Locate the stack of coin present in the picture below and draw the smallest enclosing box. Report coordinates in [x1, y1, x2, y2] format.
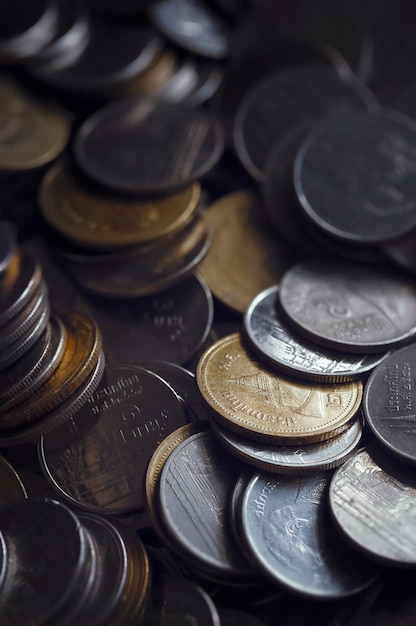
[0, 222, 105, 447]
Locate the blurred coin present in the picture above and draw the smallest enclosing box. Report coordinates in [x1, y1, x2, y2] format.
[233, 65, 378, 181]
[39, 365, 188, 513]
[330, 445, 416, 566]
[244, 286, 389, 382]
[382, 227, 416, 273]
[240, 471, 378, 598]
[0, 280, 48, 351]
[278, 258, 416, 353]
[88, 274, 213, 366]
[122, 49, 179, 98]
[198, 191, 302, 314]
[149, 0, 229, 59]
[210, 413, 364, 473]
[0, 221, 16, 275]
[40, 161, 201, 250]
[151, 575, 221, 626]
[0, 0, 58, 61]
[218, 608, 268, 626]
[75, 99, 224, 194]
[186, 62, 223, 107]
[196, 333, 362, 444]
[0, 251, 42, 325]
[295, 110, 416, 244]
[363, 343, 416, 466]
[0, 456, 27, 505]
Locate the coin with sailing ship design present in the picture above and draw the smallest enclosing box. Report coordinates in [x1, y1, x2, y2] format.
[196, 333, 362, 444]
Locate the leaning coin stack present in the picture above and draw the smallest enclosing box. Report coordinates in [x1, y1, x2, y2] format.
[0, 221, 105, 447]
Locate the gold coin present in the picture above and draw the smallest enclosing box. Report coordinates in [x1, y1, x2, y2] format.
[116, 526, 152, 624]
[0, 312, 102, 429]
[0, 455, 27, 506]
[196, 333, 363, 444]
[39, 161, 201, 250]
[0, 81, 70, 170]
[198, 190, 303, 313]
[123, 49, 177, 96]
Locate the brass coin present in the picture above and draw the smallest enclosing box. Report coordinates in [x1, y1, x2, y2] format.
[0, 311, 102, 429]
[39, 161, 201, 250]
[196, 333, 362, 444]
[0, 455, 27, 505]
[198, 191, 302, 313]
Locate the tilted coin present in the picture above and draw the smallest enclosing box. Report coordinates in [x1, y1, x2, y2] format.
[88, 274, 213, 366]
[363, 343, 416, 466]
[0, 221, 16, 275]
[244, 286, 389, 382]
[196, 333, 362, 444]
[0, 0, 58, 61]
[240, 471, 378, 598]
[39, 365, 188, 513]
[74, 99, 224, 194]
[210, 414, 364, 474]
[0, 455, 27, 506]
[329, 445, 416, 566]
[39, 161, 201, 250]
[0, 529, 6, 592]
[294, 110, 416, 244]
[0, 280, 48, 351]
[233, 65, 378, 181]
[278, 258, 416, 353]
[0, 251, 42, 325]
[198, 191, 302, 314]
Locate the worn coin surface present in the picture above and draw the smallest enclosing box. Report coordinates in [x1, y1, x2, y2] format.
[278, 258, 416, 353]
[75, 99, 224, 194]
[196, 333, 362, 444]
[240, 471, 378, 597]
[330, 445, 416, 566]
[295, 110, 416, 244]
[244, 286, 389, 382]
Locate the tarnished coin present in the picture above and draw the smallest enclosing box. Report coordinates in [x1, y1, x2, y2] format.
[88, 274, 213, 366]
[157, 430, 253, 578]
[198, 191, 302, 314]
[0, 251, 42, 325]
[74, 99, 224, 194]
[330, 445, 416, 566]
[0, 455, 27, 505]
[39, 161, 201, 250]
[39, 365, 188, 514]
[0, 0, 58, 61]
[244, 286, 389, 382]
[64, 212, 210, 297]
[233, 65, 378, 181]
[240, 471, 378, 598]
[196, 333, 362, 444]
[0, 221, 16, 275]
[149, 0, 229, 59]
[363, 343, 416, 466]
[278, 258, 416, 353]
[295, 110, 416, 244]
[210, 414, 364, 474]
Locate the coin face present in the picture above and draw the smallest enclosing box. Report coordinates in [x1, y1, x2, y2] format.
[75, 99, 224, 194]
[244, 286, 389, 382]
[240, 471, 378, 598]
[295, 110, 416, 243]
[279, 258, 416, 352]
[196, 333, 362, 444]
[330, 446, 416, 566]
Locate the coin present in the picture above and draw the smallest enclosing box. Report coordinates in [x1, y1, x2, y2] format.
[0, 0, 58, 61]
[151, 575, 221, 626]
[218, 608, 268, 626]
[210, 413, 364, 473]
[39, 365, 188, 513]
[382, 228, 416, 274]
[0, 221, 16, 275]
[233, 65, 378, 181]
[329, 445, 416, 566]
[244, 286, 390, 382]
[0, 280, 48, 351]
[0, 251, 42, 325]
[148, 0, 229, 59]
[294, 110, 416, 244]
[0, 455, 27, 505]
[278, 257, 416, 353]
[363, 342, 416, 466]
[240, 471, 378, 598]
[74, 99, 224, 194]
[88, 274, 213, 366]
[196, 333, 362, 444]
[123, 49, 181, 98]
[186, 62, 223, 107]
[40, 161, 201, 250]
[198, 191, 302, 314]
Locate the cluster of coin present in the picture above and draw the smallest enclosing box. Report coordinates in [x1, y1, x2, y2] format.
[0, 221, 105, 447]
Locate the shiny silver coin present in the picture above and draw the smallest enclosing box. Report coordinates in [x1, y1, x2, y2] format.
[0, 252, 42, 326]
[244, 286, 389, 381]
[294, 110, 416, 244]
[330, 445, 416, 566]
[0, 0, 58, 61]
[211, 414, 364, 473]
[0, 301, 50, 372]
[0, 280, 48, 351]
[279, 258, 416, 353]
[240, 471, 379, 598]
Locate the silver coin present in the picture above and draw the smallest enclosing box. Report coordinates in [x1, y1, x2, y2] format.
[244, 286, 389, 382]
[279, 258, 416, 353]
[240, 471, 379, 598]
[329, 445, 416, 566]
[211, 414, 364, 473]
[0, 221, 16, 275]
